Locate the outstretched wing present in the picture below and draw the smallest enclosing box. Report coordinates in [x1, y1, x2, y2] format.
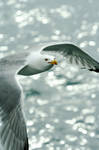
[0, 51, 30, 150]
[42, 43, 99, 72]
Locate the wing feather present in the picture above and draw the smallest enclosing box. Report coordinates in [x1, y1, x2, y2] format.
[42, 43, 99, 72]
[0, 51, 30, 150]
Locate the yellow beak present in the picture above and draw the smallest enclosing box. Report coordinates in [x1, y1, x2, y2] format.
[49, 59, 58, 65]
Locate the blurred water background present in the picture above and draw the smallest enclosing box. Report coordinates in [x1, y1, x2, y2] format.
[0, 0, 99, 150]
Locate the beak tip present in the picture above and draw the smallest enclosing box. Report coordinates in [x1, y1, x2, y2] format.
[50, 59, 58, 65]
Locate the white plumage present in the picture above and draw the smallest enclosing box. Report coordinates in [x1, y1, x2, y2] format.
[18, 52, 56, 76]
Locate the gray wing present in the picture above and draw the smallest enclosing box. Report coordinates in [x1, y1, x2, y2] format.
[0, 51, 29, 150]
[42, 43, 99, 72]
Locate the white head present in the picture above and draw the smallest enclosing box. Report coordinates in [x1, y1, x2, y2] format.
[39, 54, 58, 70]
[18, 52, 58, 76]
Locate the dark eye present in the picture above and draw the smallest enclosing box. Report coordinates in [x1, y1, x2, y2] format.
[45, 58, 48, 61]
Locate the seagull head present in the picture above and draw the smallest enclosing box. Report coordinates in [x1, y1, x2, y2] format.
[43, 54, 58, 65]
[40, 54, 58, 71]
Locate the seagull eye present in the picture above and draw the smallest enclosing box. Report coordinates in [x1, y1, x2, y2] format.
[45, 58, 48, 61]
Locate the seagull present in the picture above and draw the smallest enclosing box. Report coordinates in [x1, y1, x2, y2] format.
[0, 43, 99, 150]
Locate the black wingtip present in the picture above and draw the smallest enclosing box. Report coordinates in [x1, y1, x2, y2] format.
[89, 68, 99, 73]
[24, 138, 29, 150]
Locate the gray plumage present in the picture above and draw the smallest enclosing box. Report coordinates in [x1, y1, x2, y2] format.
[42, 43, 99, 72]
[0, 52, 29, 150]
